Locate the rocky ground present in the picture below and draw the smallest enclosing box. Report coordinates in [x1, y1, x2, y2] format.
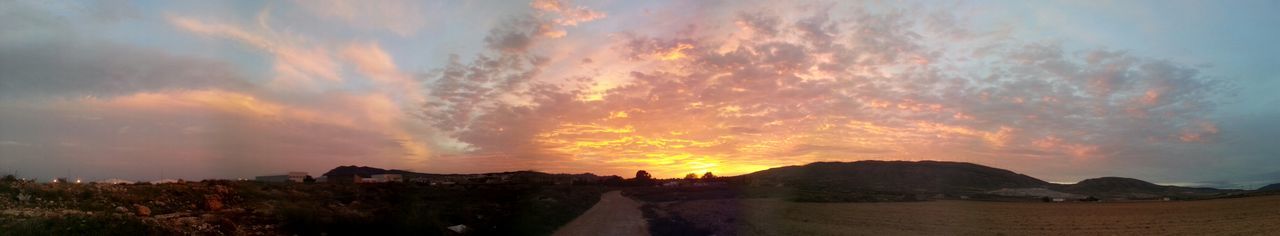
[0, 178, 605, 235]
[0, 180, 266, 235]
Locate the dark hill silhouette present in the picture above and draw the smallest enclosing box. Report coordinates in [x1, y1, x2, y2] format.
[743, 160, 1051, 193]
[1053, 177, 1234, 199]
[739, 161, 1238, 199]
[321, 165, 441, 178]
[1259, 183, 1280, 191]
[320, 165, 610, 184]
[1062, 177, 1164, 192]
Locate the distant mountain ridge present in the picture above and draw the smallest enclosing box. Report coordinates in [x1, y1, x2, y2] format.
[1053, 177, 1231, 199]
[743, 160, 1051, 193]
[1260, 183, 1280, 191]
[321, 165, 444, 178]
[740, 160, 1239, 199]
[323, 161, 1243, 199]
[320, 165, 611, 183]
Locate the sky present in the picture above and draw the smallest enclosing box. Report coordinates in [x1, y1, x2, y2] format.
[1, 0, 1278, 188]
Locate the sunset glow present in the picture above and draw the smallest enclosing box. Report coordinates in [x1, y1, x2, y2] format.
[2, 0, 1278, 188]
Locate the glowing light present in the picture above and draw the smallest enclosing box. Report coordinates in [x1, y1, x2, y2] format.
[659, 43, 694, 61]
[609, 111, 629, 119]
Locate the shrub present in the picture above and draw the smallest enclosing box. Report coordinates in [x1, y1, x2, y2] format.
[0, 215, 166, 236]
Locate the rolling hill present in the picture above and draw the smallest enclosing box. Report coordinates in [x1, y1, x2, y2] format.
[740, 160, 1237, 199]
[320, 165, 613, 184]
[1052, 177, 1232, 199]
[1259, 183, 1280, 191]
[743, 160, 1052, 194]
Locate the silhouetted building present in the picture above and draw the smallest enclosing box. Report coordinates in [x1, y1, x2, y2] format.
[324, 174, 365, 184]
[255, 172, 308, 183]
[366, 174, 403, 183]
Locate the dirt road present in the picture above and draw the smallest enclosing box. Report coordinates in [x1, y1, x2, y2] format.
[553, 191, 649, 236]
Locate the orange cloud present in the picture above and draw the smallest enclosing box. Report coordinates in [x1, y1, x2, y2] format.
[73, 89, 431, 160]
[1180, 122, 1220, 143]
[659, 43, 694, 61]
[530, 0, 605, 38]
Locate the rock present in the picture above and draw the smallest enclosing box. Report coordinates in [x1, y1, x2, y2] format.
[155, 212, 188, 219]
[447, 224, 469, 233]
[209, 216, 239, 235]
[134, 204, 151, 217]
[204, 195, 224, 211]
[115, 206, 128, 213]
[212, 185, 232, 195]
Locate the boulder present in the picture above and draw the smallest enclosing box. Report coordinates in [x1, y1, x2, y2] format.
[204, 195, 224, 211]
[447, 224, 469, 233]
[134, 204, 151, 217]
[212, 185, 232, 195]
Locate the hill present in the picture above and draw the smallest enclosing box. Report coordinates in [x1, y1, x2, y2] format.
[320, 166, 615, 184]
[743, 160, 1051, 194]
[1054, 177, 1234, 199]
[1260, 183, 1280, 191]
[738, 160, 1238, 200]
[321, 165, 447, 179]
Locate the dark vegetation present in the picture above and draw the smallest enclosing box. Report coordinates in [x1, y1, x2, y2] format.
[0, 174, 607, 235]
[269, 183, 606, 235]
[0, 214, 165, 236]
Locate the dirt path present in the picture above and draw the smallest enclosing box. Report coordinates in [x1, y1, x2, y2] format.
[553, 191, 649, 236]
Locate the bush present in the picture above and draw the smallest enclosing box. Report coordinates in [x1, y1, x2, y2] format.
[0, 215, 167, 236]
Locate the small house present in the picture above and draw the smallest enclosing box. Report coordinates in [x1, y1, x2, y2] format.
[255, 172, 308, 183]
[371, 173, 399, 182]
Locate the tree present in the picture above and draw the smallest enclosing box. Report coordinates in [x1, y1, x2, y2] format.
[684, 173, 698, 180]
[303, 175, 316, 183]
[601, 176, 624, 185]
[634, 170, 652, 181]
[701, 172, 716, 179]
[1, 174, 15, 182]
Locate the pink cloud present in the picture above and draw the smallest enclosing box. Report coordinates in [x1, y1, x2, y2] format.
[293, 0, 430, 36]
[169, 15, 343, 88]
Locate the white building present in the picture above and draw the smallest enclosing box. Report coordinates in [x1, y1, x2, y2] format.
[150, 179, 179, 184]
[100, 179, 135, 184]
[365, 174, 403, 183]
[255, 172, 308, 183]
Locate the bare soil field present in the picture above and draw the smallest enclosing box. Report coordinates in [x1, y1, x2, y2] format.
[645, 195, 1280, 235]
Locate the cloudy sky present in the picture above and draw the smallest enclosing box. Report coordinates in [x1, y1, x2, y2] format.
[2, 0, 1278, 187]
